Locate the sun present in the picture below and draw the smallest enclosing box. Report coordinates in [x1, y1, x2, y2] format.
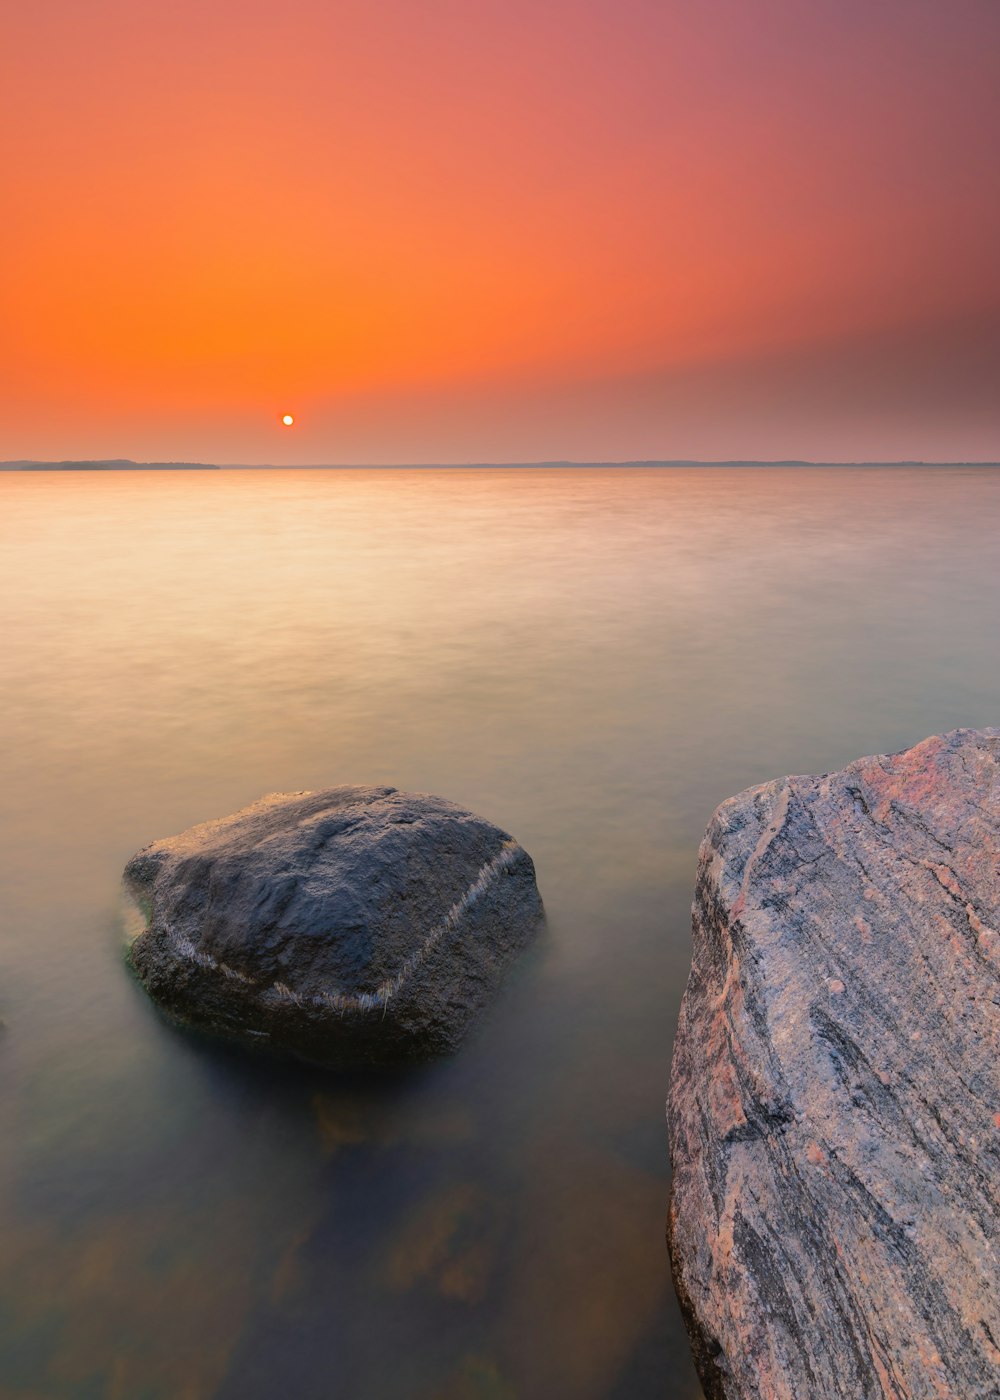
[281, 413, 294, 427]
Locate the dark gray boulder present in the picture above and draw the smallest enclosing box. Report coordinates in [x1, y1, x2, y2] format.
[668, 728, 1000, 1400]
[124, 785, 543, 1067]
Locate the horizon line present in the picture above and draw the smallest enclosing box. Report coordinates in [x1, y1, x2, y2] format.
[4, 458, 1000, 471]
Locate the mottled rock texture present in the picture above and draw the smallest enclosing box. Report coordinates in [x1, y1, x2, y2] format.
[125, 786, 542, 1067]
[668, 729, 1000, 1400]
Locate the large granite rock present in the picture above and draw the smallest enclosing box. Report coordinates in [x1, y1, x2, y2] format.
[668, 729, 1000, 1400]
[124, 786, 543, 1067]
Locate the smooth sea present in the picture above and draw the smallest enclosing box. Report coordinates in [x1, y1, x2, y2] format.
[3, 465, 1000, 1400]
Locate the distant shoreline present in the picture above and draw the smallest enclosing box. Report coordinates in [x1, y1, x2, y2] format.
[4, 459, 1000, 472]
[1, 460, 221, 471]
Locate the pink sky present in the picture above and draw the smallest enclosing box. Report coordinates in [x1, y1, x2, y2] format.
[3, 0, 999, 462]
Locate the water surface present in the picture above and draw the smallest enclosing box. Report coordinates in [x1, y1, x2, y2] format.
[3, 466, 1000, 1399]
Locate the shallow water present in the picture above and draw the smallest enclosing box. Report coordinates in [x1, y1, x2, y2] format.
[2, 465, 1000, 1399]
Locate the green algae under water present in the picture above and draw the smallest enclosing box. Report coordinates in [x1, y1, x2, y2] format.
[3, 465, 1000, 1399]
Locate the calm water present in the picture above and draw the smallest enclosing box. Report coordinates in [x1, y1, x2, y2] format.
[2, 465, 1000, 1400]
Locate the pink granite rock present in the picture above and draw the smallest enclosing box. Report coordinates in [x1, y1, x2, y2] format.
[668, 729, 1000, 1400]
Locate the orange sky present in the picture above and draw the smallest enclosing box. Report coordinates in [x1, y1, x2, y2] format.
[3, 0, 999, 463]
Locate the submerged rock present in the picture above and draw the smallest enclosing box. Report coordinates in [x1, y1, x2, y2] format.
[124, 786, 543, 1067]
[668, 728, 1000, 1400]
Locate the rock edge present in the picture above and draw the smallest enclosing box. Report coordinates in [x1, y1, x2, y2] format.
[668, 728, 1000, 1400]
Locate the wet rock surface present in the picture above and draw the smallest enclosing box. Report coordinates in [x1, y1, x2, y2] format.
[124, 786, 543, 1067]
[668, 728, 1000, 1400]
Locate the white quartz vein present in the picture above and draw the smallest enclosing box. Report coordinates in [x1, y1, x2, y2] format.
[143, 840, 521, 1015]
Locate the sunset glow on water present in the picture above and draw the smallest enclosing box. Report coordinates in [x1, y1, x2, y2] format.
[3, 465, 1000, 1397]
